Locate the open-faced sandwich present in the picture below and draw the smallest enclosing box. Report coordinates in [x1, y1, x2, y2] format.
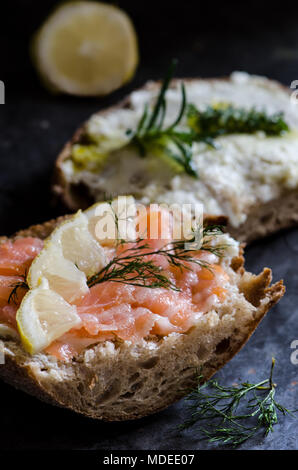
[0, 196, 284, 420]
[54, 70, 298, 243]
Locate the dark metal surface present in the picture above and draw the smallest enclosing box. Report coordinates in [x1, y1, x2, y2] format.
[0, 0, 297, 450]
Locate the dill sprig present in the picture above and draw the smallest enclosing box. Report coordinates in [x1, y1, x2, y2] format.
[8, 274, 29, 304]
[126, 63, 289, 179]
[88, 253, 178, 290]
[187, 103, 289, 145]
[127, 60, 198, 178]
[180, 358, 296, 447]
[87, 225, 226, 290]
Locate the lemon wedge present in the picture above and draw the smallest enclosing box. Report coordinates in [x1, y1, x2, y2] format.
[27, 242, 88, 303]
[16, 279, 81, 354]
[50, 211, 107, 275]
[27, 211, 106, 302]
[32, 1, 138, 96]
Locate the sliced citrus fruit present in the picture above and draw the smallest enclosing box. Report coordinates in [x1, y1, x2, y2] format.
[27, 242, 88, 303]
[16, 279, 81, 354]
[32, 1, 139, 96]
[50, 211, 107, 275]
[27, 211, 106, 302]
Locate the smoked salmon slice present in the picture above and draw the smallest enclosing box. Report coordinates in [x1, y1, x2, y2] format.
[0, 238, 43, 329]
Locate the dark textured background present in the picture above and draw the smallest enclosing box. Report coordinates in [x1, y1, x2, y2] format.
[0, 0, 297, 450]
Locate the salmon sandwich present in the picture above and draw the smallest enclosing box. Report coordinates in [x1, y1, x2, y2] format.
[0, 197, 284, 420]
[54, 70, 298, 243]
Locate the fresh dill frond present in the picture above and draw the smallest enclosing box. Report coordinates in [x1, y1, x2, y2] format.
[187, 103, 289, 146]
[180, 358, 296, 447]
[8, 275, 29, 304]
[88, 255, 179, 290]
[87, 225, 226, 290]
[127, 60, 198, 178]
[126, 64, 289, 179]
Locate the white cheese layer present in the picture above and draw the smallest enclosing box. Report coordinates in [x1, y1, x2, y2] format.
[61, 72, 298, 227]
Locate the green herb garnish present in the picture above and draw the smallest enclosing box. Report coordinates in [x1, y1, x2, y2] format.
[127, 60, 198, 178]
[180, 358, 296, 447]
[187, 103, 289, 145]
[126, 64, 289, 179]
[8, 274, 29, 304]
[87, 225, 225, 290]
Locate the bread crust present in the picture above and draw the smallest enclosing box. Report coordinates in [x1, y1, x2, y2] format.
[228, 190, 298, 243]
[52, 76, 298, 243]
[0, 216, 285, 420]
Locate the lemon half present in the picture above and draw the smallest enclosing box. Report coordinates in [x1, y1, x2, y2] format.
[32, 1, 138, 96]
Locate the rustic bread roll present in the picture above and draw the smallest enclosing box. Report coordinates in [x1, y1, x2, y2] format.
[53, 72, 298, 243]
[0, 215, 284, 420]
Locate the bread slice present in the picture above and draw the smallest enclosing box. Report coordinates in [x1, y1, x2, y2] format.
[53, 72, 298, 243]
[0, 216, 284, 421]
